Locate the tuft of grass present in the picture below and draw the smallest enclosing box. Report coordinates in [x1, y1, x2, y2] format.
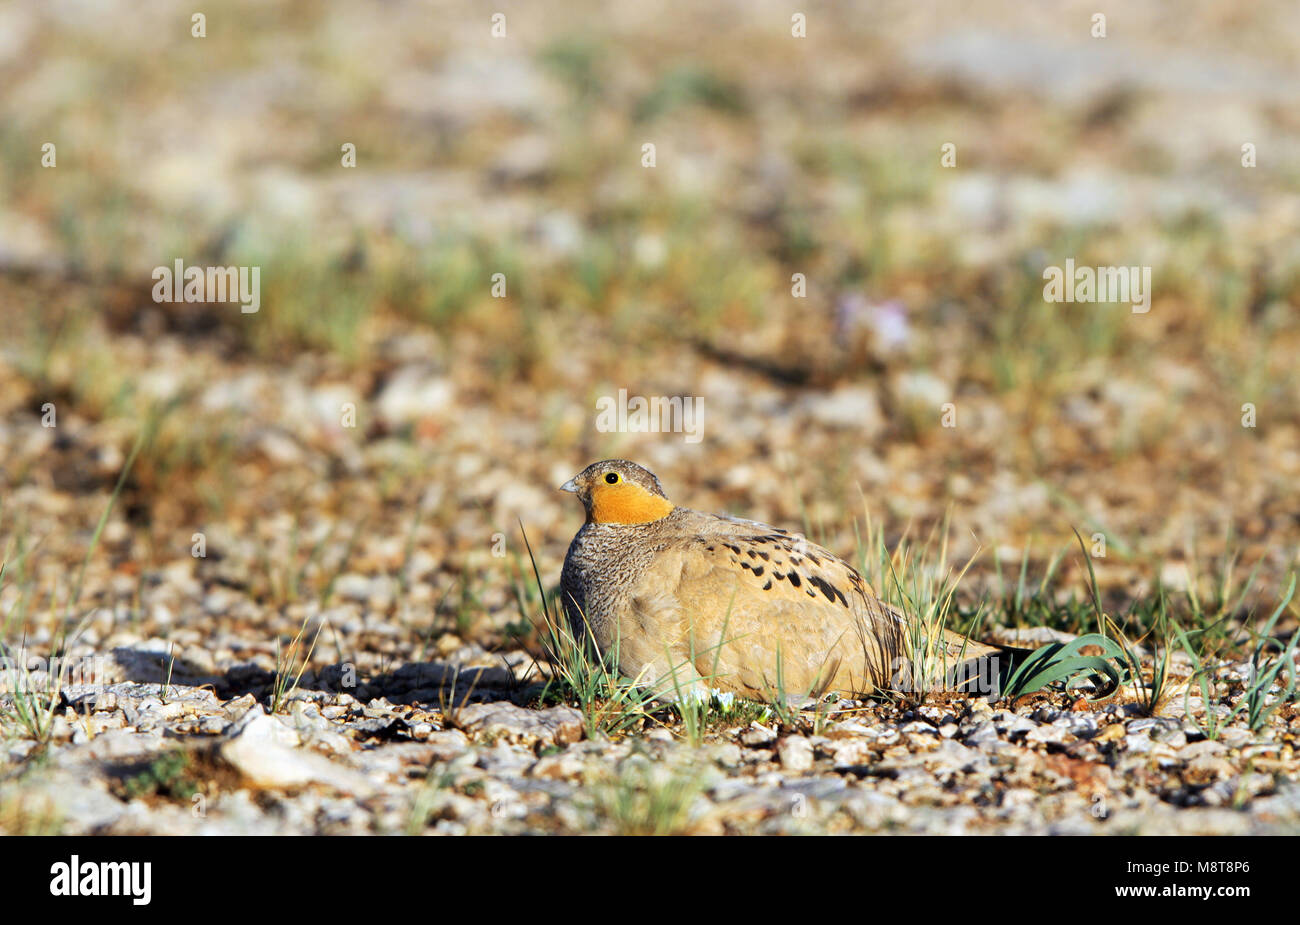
[991, 539, 1070, 628]
[1, 406, 164, 747]
[1236, 573, 1298, 733]
[437, 664, 485, 729]
[992, 521, 1276, 654]
[1181, 533, 1264, 654]
[160, 641, 177, 704]
[670, 686, 711, 747]
[1175, 623, 1232, 741]
[1076, 527, 1173, 715]
[853, 506, 983, 707]
[270, 615, 321, 714]
[117, 750, 199, 802]
[534, 601, 657, 739]
[587, 757, 707, 836]
[0, 640, 65, 745]
[0, 416, 153, 744]
[1107, 606, 1176, 717]
[1176, 573, 1298, 737]
[669, 688, 768, 746]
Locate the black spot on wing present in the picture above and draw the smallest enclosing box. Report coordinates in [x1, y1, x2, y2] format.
[762, 580, 772, 590]
[808, 574, 848, 607]
[788, 571, 801, 588]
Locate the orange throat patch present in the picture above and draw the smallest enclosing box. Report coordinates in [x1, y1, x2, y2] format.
[588, 483, 675, 524]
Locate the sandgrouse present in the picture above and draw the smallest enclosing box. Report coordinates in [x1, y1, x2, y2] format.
[559, 459, 998, 703]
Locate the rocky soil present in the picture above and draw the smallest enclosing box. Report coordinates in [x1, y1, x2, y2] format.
[2, 1, 1298, 834]
[4, 634, 1297, 835]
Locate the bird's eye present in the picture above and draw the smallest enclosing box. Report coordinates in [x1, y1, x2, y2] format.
[604, 472, 620, 484]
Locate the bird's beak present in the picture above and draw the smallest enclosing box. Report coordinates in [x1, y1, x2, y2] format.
[559, 477, 579, 493]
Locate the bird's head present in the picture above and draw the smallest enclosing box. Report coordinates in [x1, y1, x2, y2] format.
[559, 459, 675, 525]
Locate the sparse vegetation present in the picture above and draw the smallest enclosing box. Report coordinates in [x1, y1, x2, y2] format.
[117, 750, 200, 803]
[586, 757, 708, 836]
[0, 1, 1297, 836]
[270, 615, 321, 715]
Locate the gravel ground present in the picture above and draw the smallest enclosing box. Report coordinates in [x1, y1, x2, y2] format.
[3, 628, 1298, 835]
[2, 1, 1298, 835]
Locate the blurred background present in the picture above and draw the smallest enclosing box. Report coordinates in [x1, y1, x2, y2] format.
[1, 0, 1298, 665]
